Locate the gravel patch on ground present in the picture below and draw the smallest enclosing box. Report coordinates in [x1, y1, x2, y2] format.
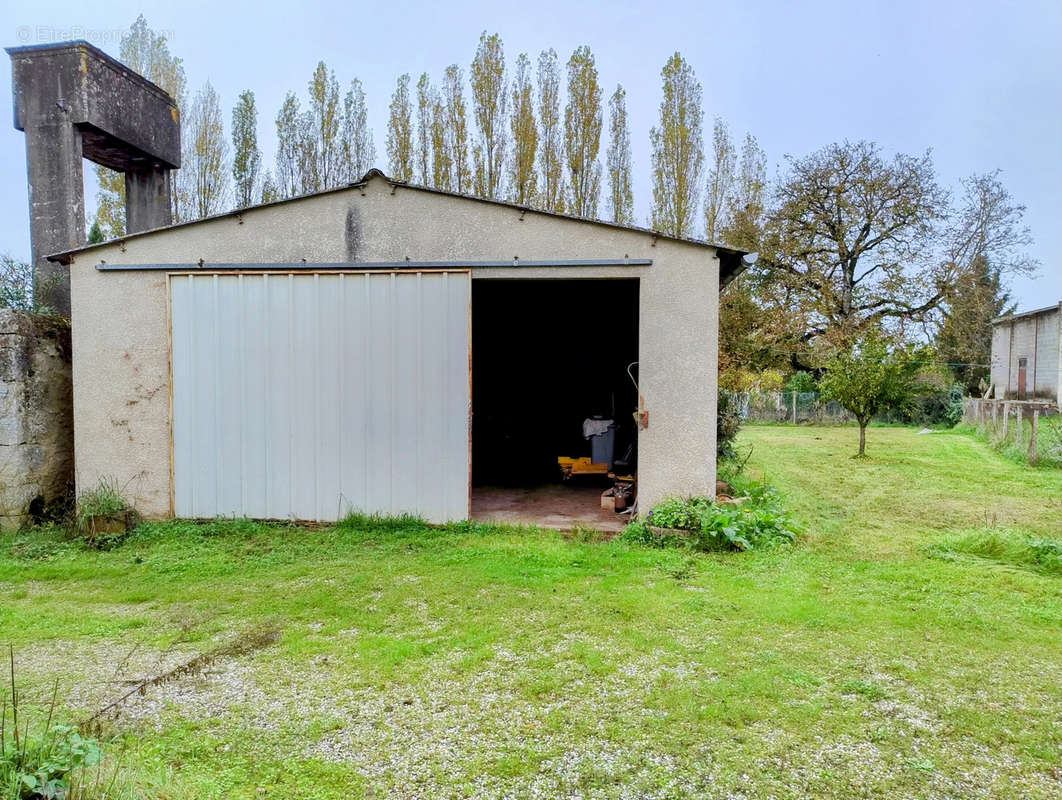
[45, 629, 1055, 800]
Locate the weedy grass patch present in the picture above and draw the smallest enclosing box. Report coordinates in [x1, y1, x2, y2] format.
[0, 425, 1060, 798]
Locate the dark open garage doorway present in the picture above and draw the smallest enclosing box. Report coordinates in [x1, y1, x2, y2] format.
[470, 278, 639, 531]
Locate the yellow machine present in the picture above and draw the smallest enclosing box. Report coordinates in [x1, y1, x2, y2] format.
[557, 456, 634, 483]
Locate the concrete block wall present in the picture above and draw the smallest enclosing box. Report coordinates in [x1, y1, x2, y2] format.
[991, 306, 1061, 403]
[0, 310, 73, 529]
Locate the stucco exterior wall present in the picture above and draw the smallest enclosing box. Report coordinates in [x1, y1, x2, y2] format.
[67, 175, 721, 517]
[990, 305, 1061, 403]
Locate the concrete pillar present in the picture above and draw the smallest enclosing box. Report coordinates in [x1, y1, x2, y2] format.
[18, 104, 85, 313]
[126, 168, 174, 233]
[7, 40, 181, 314]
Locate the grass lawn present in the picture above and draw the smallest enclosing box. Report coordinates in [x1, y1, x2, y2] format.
[2, 425, 1061, 799]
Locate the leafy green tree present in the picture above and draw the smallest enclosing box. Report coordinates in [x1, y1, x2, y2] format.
[0, 253, 34, 311]
[761, 141, 949, 347]
[536, 48, 565, 213]
[606, 85, 634, 225]
[471, 32, 508, 199]
[819, 332, 923, 456]
[182, 82, 230, 217]
[508, 53, 538, 205]
[936, 256, 1013, 394]
[563, 46, 602, 218]
[231, 90, 261, 208]
[387, 74, 414, 181]
[441, 65, 471, 192]
[341, 78, 375, 180]
[650, 52, 703, 238]
[87, 220, 104, 244]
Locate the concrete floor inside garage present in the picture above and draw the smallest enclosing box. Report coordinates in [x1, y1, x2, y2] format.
[469, 278, 639, 532]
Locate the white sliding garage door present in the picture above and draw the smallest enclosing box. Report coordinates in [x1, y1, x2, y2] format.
[170, 271, 470, 523]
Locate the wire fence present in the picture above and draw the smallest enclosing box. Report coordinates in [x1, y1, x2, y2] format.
[961, 398, 1062, 467]
[726, 391, 855, 424]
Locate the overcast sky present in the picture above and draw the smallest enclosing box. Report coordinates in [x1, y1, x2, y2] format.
[2, 0, 1059, 309]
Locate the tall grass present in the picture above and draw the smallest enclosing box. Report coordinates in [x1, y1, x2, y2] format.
[927, 527, 1062, 575]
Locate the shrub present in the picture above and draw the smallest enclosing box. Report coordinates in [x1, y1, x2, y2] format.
[625, 483, 798, 552]
[785, 371, 818, 394]
[878, 383, 965, 427]
[717, 390, 743, 460]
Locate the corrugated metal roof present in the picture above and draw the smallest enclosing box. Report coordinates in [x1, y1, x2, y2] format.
[991, 303, 1061, 324]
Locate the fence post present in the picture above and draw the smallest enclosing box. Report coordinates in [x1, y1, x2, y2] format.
[1029, 410, 1039, 464]
[1001, 402, 1009, 441]
[1016, 406, 1024, 446]
[791, 391, 797, 424]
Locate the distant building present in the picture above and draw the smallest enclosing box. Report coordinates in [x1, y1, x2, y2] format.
[990, 303, 1061, 404]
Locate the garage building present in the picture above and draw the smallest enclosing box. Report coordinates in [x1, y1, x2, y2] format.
[49, 169, 745, 526]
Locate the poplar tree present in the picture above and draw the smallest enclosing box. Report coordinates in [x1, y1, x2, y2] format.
[536, 49, 564, 213]
[387, 74, 414, 181]
[183, 82, 230, 218]
[231, 90, 261, 208]
[704, 117, 735, 243]
[415, 73, 433, 184]
[606, 85, 634, 225]
[341, 78, 375, 180]
[471, 32, 508, 199]
[307, 62, 342, 191]
[430, 95, 453, 190]
[723, 133, 767, 250]
[442, 64, 470, 192]
[508, 53, 538, 205]
[563, 46, 602, 218]
[94, 15, 187, 234]
[275, 93, 303, 198]
[260, 170, 278, 204]
[650, 52, 704, 238]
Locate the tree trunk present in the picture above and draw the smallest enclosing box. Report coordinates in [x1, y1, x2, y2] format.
[858, 421, 867, 456]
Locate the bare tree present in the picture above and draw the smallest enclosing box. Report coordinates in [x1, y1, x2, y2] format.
[182, 82, 230, 218]
[341, 78, 375, 180]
